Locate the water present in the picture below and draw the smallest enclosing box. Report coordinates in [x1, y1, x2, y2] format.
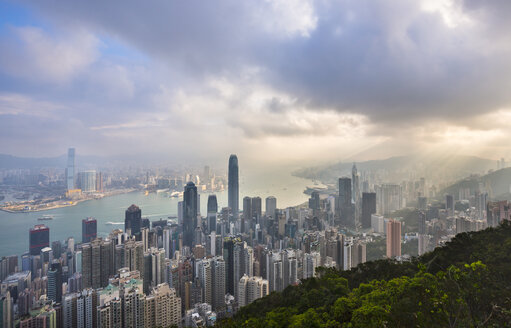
[0, 168, 311, 257]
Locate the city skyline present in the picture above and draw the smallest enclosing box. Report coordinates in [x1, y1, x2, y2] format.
[2, 1, 511, 166]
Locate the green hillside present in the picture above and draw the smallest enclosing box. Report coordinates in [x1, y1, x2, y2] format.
[217, 222, 511, 327]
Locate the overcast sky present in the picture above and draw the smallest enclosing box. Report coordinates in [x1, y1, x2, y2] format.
[1, 0, 510, 167]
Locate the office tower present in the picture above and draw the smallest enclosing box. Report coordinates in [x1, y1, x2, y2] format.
[386, 219, 402, 258]
[242, 196, 252, 234]
[446, 194, 454, 215]
[29, 225, 50, 256]
[178, 201, 184, 226]
[47, 260, 62, 303]
[66, 148, 75, 191]
[265, 196, 277, 218]
[82, 217, 97, 243]
[183, 182, 198, 249]
[338, 178, 353, 226]
[361, 192, 376, 229]
[207, 195, 218, 214]
[79, 171, 97, 192]
[228, 154, 239, 219]
[125, 204, 142, 238]
[251, 197, 262, 223]
[145, 284, 181, 328]
[308, 191, 320, 212]
[223, 237, 236, 296]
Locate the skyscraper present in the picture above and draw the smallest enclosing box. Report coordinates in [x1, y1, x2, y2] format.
[47, 260, 62, 303]
[338, 178, 353, 227]
[386, 219, 402, 258]
[228, 155, 239, 219]
[205, 194, 217, 214]
[82, 217, 97, 243]
[29, 225, 50, 256]
[183, 182, 198, 249]
[66, 148, 75, 191]
[361, 192, 376, 229]
[125, 205, 142, 238]
[265, 196, 277, 218]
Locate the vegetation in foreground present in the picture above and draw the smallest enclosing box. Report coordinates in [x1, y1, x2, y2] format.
[217, 222, 511, 327]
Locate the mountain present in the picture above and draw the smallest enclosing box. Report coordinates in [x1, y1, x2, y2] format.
[441, 167, 511, 200]
[0, 153, 109, 170]
[293, 155, 496, 185]
[217, 222, 511, 327]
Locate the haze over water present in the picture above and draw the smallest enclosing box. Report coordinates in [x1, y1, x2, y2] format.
[0, 167, 310, 257]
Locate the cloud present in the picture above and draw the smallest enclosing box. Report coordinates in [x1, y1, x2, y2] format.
[0, 26, 99, 83]
[1, 0, 511, 164]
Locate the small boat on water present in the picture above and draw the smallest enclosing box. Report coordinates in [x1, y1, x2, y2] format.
[38, 215, 54, 221]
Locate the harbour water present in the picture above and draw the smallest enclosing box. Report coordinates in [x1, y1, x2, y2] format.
[0, 167, 311, 257]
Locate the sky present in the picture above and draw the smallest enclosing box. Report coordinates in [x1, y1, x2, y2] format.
[1, 0, 511, 168]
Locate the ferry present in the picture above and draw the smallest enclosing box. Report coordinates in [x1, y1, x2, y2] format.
[38, 215, 54, 221]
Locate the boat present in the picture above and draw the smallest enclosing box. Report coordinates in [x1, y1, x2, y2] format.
[169, 191, 182, 198]
[38, 215, 54, 221]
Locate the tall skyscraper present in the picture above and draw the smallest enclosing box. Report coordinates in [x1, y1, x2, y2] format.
[251, 197, 262, 222]
[47, 260, 62, 303]
[125, 204, 142, 238]
[265, 196, 277, 218]
[183, 182, 198, 249]
[82, 217, 97, 243]
[66, 148, 75, 191]
[361, 192, 376, 229]
[29, 225, 50, 256]
[386, 219, 402, 258]
[338, 178, 353, 227]
[228, 155, 239, 219]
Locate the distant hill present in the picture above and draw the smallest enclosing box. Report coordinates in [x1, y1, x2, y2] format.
[293, 155, 496, 184]
[0, 154, 108, 170]
[218, 222, 511, 327]
[441, 167, 511, 200]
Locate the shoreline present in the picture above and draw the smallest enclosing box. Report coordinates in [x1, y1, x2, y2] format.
[0, 188, 136, 214]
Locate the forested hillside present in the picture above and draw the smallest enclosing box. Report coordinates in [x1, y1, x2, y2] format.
[217, 222, 511, 327]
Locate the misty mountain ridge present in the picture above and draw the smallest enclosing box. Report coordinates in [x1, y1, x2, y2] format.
[293, 154, 497, 185]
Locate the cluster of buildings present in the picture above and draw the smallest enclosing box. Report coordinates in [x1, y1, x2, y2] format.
[2, 155, 511, 327]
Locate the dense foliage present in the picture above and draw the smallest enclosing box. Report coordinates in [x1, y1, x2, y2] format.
[217, 222, 511, 327]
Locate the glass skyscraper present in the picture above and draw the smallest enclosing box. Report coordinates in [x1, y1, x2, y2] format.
[183, 182, 198, 248]
[228, 154, 239, 219]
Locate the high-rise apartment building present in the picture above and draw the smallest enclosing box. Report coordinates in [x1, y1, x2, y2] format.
[265, 196, 277, 218]
[125, 205, 142, 238]
[386, 219, 402, 258]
